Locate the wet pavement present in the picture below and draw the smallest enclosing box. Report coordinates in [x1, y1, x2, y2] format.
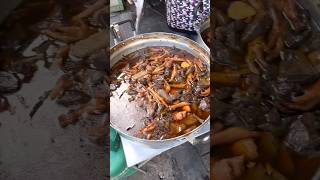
[0, 61, 106, 180]
[0, 1, 107, 180]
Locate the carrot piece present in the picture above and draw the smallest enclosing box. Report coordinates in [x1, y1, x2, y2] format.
[169, 88, 177, 94]
[213, 127, 259, 146]
[200, 87, 210, 96]
[169, 64, 177, 82]
[164, 80, 171, 93]
[142, 122, 156, 133]
[182, 105, 191, 112]
[170, 83, 186, 89]
[152, 66, 165, 74]
[147, 87, 168, 107]
[173, 111, 187, 121]
[187, 73, 194, 85]
[231, 138, 259, 160]
[169, 102, 190, 110]
[132, 70, 148, 80]
[181, 62, 190, 68]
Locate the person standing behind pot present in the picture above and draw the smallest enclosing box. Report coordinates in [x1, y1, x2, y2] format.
[166, 0, 210, 32]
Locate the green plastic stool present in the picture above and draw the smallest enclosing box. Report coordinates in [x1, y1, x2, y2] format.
[110, 127, 137, 178]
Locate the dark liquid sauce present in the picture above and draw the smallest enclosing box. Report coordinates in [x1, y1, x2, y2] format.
[201, 28, 211, 47]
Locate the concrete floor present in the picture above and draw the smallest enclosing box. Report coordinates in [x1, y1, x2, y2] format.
[110, 1, 210, 180]
[0, 1, 107, 180]
[110, 0, 196, 46]
[126, 142, 210, 180]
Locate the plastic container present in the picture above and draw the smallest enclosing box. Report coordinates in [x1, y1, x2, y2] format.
[110, 127, 137, 178]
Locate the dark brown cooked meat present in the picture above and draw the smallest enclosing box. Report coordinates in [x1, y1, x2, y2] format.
[212, 0, 320, 179]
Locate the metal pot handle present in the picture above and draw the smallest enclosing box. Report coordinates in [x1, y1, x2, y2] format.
[193, 0, 210, 31]
[110, 19, 136, 44]
[192, 0, 204, 26]
[179, 121, 210, 145]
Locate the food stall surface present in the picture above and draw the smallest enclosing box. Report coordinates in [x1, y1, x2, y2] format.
[110, 1, 210, 179]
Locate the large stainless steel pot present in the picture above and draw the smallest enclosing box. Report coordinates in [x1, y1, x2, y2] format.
[110, 32, 210, 149]
[195, 17, 210, 52]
